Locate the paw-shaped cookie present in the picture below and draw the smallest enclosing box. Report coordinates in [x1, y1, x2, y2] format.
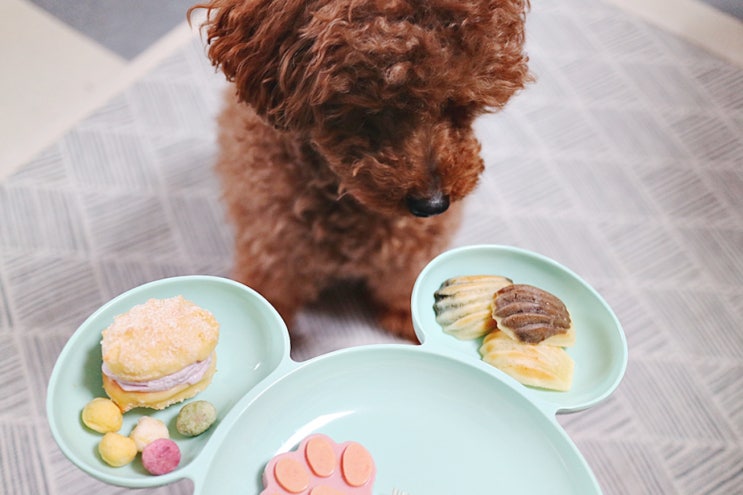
[261, 434, 375, 494]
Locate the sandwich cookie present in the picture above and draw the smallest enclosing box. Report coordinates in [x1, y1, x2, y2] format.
[101, 296, 219, 412]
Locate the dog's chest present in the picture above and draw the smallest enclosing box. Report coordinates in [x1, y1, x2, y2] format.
[299, 197, 449, 269]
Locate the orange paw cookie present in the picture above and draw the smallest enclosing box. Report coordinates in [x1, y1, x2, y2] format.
[261, 434, 375, 495]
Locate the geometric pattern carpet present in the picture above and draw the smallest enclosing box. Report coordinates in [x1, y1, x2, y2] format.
[1, 0, 742, 493]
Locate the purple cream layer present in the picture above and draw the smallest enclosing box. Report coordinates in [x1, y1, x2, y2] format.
[101, 355, 212, 392]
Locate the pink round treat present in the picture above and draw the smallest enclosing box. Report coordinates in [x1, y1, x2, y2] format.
[141, 438, 181, 475]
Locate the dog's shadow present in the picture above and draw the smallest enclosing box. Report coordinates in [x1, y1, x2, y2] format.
[289, 281, 398, 360]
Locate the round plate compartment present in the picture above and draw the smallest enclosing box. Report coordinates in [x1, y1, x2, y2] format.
[194, 346, 601, 494]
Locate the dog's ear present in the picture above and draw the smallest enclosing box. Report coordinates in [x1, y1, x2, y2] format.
[190, 0, 314, 130]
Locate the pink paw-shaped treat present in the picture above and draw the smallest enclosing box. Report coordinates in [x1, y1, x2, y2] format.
[261, 434, 376, 495]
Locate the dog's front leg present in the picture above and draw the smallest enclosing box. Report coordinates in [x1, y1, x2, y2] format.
[364, 245, 441, 342]
[366, 275, 417, 341]
[231, 239, 322, 334]
[364, 209, 463, 341]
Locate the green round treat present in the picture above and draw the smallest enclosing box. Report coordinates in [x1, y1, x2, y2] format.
[176, 400, 217, 437]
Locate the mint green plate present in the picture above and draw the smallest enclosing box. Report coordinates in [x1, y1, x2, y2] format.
[47, 245, 627, 494]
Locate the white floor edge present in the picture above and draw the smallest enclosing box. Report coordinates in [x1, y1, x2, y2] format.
[607, 0, 743, 68]
[0, 14, 205, 182]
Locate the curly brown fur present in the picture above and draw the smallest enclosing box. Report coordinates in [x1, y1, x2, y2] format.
[189, 0, 530, 340]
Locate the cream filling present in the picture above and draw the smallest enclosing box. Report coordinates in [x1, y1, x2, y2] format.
[102, 355, 212, 393]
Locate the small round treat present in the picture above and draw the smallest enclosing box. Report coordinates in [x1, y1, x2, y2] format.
[129, 416, 169, 452]
[141, 438, 181, 475]
[98, 432, 137, 467]
[176, 400, 217, 437]
[81, 397, 122, 433]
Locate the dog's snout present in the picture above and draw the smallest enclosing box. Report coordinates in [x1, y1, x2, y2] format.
[405, 192, 450, 217]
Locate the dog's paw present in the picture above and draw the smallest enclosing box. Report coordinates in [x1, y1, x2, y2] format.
[378, 307, 417, 342]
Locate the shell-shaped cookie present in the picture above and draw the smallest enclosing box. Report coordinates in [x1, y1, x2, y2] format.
[433, 275, 513, 339]
[479, 331, 574, 391]
[491, 284, 574, 346]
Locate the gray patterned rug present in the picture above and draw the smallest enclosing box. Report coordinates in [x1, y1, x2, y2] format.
[2, 0, 742, 494]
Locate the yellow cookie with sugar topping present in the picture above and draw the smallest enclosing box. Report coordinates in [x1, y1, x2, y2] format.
[101, 296, 219, 412]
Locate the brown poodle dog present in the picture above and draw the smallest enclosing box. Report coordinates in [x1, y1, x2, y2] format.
[189, 0, 530, 340]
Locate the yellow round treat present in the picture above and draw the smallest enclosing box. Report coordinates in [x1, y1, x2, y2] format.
[129, 416, 169, 452]
[98, 432, 137, 467]
[81, 398, 123, 433]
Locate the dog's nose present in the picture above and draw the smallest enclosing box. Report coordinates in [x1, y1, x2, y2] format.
[405, 192, 450, 217]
